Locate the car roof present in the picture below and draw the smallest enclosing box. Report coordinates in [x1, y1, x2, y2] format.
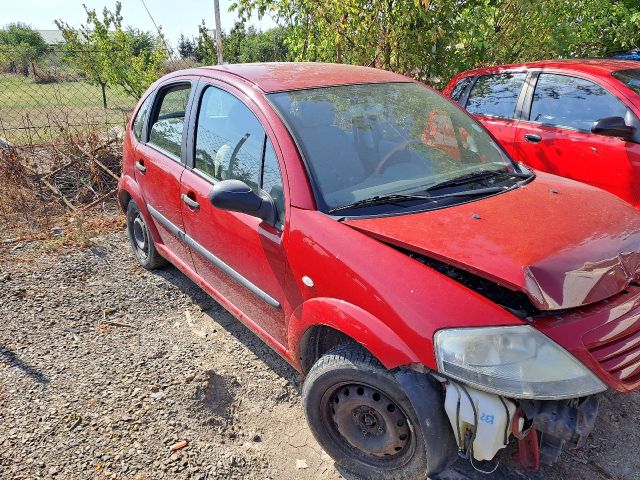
[179, 62, 413, 93]
[458, 59, 640, 78]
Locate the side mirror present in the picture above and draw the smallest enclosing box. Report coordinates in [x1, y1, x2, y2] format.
[209, 179, 276, 226]
[591, 116, 635, 141]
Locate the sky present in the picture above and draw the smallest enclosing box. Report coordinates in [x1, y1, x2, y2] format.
[0, 0, 278, 47]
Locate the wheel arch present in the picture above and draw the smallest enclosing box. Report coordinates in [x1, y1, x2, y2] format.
[117, 176, 162, 244]
[290, 297, 420, 375]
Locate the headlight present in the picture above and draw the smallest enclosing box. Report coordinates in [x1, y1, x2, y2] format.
[434, 325, 606, 399]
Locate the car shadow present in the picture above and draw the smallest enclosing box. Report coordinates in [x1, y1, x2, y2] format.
[150, 265, 300, 386]
[150, 265, 543, 480]
[0, 344, 49, 385]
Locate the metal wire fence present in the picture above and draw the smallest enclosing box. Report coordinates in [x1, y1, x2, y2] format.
[0, 49, 135, 147]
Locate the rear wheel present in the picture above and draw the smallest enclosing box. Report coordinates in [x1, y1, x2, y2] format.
[126, 200, 166, 270]
[302, 344, 449, 480]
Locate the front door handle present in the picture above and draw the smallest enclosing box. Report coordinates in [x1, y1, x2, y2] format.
[135, 160, 147, 174]
[181, 193, 200, 210]
[524, 133, 542, 143]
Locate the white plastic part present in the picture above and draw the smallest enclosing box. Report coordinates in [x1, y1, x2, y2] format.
[444, 382, 516, 462]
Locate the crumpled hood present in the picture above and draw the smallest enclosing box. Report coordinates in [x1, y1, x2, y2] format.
[344, 173, 640, 310]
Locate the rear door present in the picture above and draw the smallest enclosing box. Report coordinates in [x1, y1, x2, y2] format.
[179, 81, 289, 346]
[463, 72, 528, 158]
[134, 79, 197, 268]
[513, 72, 640, 205]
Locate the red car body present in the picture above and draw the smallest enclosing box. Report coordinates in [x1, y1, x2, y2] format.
[443, 59, 640, 208]
[119, 62, 640, 392]
[118, 63, 640, 474]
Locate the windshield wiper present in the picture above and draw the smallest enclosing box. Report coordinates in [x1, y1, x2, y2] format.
[328, 193, 430, 214]
[328, 186, 511, 214]
[425, 169, 532, 192]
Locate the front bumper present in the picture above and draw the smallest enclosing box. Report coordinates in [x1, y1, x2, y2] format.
[535, 284, 640, 393]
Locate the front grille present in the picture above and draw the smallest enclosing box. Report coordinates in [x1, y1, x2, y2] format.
[585, 315, 640, 389]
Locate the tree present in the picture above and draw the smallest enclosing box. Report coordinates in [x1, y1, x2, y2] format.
[126, 27, 156, 56]
[224, 22, 290, 63]
[230, 0, 640, 88]
[0, 23, 48, 77]
[196, 20, 217, 64]
[56, 2, 169, 105]
[177, 34, 196, 59]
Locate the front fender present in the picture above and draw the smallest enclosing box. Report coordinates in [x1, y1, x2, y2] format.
[288, 297, 420, 371]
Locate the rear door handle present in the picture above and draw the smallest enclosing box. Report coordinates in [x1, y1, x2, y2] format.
[524, 133, 542, 143]
[135, 160, 147, 174]
[181, 193, 200, 210]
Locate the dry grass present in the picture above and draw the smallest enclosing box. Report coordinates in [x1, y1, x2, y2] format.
[0, 128, 124, 251]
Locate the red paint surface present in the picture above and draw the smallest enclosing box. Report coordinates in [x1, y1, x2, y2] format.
[119, 63, 640, 394]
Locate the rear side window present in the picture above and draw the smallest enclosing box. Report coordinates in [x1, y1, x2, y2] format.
[148, 84, 191, 159]
[466, 73, 526, 119]
[530, 73, 627, 131]
[133, 94, 153, 141]
[450, 77, 474, 104]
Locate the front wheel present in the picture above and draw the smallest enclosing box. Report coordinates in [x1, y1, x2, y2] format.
[302, 344, 452, 480]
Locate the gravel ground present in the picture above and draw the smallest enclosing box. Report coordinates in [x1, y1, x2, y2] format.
[0, 229, 638, 480]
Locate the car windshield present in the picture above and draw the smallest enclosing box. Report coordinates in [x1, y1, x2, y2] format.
[268, 82, 521, 213]
[612, 68, 640, 95]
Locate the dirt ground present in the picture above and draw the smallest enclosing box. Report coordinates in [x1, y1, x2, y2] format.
[1, 228, 638, 480]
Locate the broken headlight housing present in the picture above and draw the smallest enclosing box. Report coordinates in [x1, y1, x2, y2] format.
[434, 325, 606, 399]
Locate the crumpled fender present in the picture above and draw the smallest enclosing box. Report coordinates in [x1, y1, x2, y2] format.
[117, 174, 162, 244]
[288, 297, 420, 371]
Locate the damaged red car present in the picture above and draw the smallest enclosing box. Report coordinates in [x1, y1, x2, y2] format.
[118, 63, 640, 479]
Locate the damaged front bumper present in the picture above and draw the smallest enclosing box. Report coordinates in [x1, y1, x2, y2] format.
[430, 284, 640, 470]
[441, 378, 600, 471]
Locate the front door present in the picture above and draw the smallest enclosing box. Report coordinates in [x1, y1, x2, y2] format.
[180, 83, 288, 345]
[513, 72, 640, 206]
[135, 81, 196, 268]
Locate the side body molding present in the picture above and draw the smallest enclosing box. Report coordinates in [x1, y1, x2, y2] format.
[146, 204, 281, 309]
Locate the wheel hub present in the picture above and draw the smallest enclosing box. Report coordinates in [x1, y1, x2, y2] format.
[132, 215, 148, 255]
[330, 384, 410, 458]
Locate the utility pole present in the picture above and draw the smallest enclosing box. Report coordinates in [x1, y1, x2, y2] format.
[214, 0, 224, 64]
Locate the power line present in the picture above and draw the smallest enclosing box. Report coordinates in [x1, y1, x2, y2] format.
[139, 0, 173, 55]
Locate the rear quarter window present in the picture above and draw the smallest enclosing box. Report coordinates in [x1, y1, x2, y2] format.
[450, 76, 474, 104]
[132, 94, 154, 141]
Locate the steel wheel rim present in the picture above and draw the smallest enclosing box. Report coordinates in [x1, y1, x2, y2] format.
[321, 382, 415, 468]
[132, 214, 149, 259]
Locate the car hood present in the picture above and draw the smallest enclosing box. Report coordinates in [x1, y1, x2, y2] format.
[343, 173, 640, 311]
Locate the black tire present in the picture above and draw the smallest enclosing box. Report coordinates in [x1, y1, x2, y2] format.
[303, 344, 451, 480]
[126, 200, 167, 270]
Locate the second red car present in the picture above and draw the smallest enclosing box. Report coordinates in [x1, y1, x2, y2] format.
[444, 59, 640, 208]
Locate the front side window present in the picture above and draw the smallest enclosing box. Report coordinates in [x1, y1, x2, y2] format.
[530, 74, 627, 131]
[466, 73, 526, 119]
[195, 86, 286, 227]
[612, 68, 640, 95]
[148, 84, 191, 159]
[195, 87, 265, 191]
[133, 93, 154, 141]
[269, 82, 523, 213]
